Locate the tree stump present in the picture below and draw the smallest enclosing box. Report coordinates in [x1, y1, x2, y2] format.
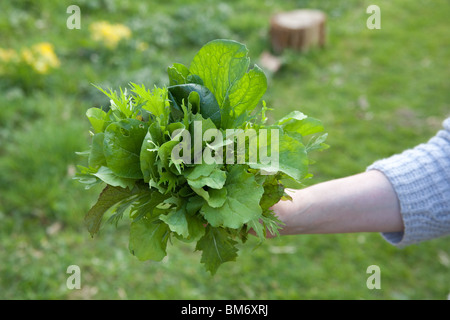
[269, 9, 326, 54]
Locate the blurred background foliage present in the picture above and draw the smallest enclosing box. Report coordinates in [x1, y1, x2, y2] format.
[0, 0, 448, 299]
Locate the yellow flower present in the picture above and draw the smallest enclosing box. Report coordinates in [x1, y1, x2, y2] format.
[89, 21, 132, 49]
[20, 42, 60, 74]
[32, 42, 61, 71]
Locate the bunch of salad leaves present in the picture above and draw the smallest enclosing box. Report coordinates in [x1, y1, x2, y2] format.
[75, 39, 328, 275]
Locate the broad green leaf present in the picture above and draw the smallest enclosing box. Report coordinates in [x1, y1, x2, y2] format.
[86, 107, 108, 133]
[195, 226, 238, 275]
[250, 128, 309, 181]
[186, 195, 205, 214]
[92, 166, 136, 189]
[88, 132, 106, 168]
[84, 185, 137, 236]
[280, 114, 325, 136]
[276, 132, 309, 180]
[185, 164, 227, 189]
[103, 119, 148, 179]
[129, 217, 169, 261]
[167, 63, 190, 86]
[159, 207, 189, 238]
[189, 186, 209, 202]
[189, 113, 217, 135]
[279, 174, 307, 189]
[186, 74, 203, 85]
[184, 162, 215, 179]
[205, 188, 227, 208]
[160, 202, 205, 242]
[184, 213, 206, 242]
[191, 186, 227, 208]
[167, 90, 184, 123]
[189, 39, 267, 128]
[188, 91, 200, 114]
[190, 40, 249, 107]
[188, 113, 218, 163]
[185, 164, 227, 207]
[276, 110, 307, 125]
[168, 84, 221, 127]
[200, 165, 264, 229]
[188, 170, 226, 189]
[228, 64, 267, 117]
[259, 174, 285, 211]
[167, 64, 205, 86]
[166, 122, 184, 133]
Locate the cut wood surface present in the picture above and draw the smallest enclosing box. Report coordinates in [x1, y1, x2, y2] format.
[270, 9, 326, 54]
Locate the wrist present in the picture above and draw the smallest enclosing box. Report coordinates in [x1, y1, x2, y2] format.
[275, 188, 315, 235]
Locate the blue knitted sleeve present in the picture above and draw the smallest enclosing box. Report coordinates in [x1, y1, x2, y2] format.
[367, 117, 450, 247]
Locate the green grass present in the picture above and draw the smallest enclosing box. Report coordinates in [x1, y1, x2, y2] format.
[0, 0, 449, 300]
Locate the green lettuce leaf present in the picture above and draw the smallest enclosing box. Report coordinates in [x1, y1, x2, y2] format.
[84, 185, 139, 236]
[278, 112, 325, 136]
[250, 127, 309, 181]
[159, 200, 205, 242]
[103, 118, 148, 179]
[195, 225, 238, 275]
[168, 84, 221, 127]
[190, 39, 249, 107]
[228, 64, 267, 118]
[92, 166, 136, 189]
[189, 39, 267, 128]
[200, 165, 264, 229]
[167, 63, 190, 86]
[184, 163, 226, 189]
[129, 217, 170, 261]
[86, 107, 108, 133]
[88, 132, 107, 168]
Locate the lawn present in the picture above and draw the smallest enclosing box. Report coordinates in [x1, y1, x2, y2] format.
[0, 0, 448, 300]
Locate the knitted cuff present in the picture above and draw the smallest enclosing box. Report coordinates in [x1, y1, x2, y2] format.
[367, 119, 450, 247]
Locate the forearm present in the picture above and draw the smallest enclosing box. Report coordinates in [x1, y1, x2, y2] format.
[274, 170, 404, 235]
